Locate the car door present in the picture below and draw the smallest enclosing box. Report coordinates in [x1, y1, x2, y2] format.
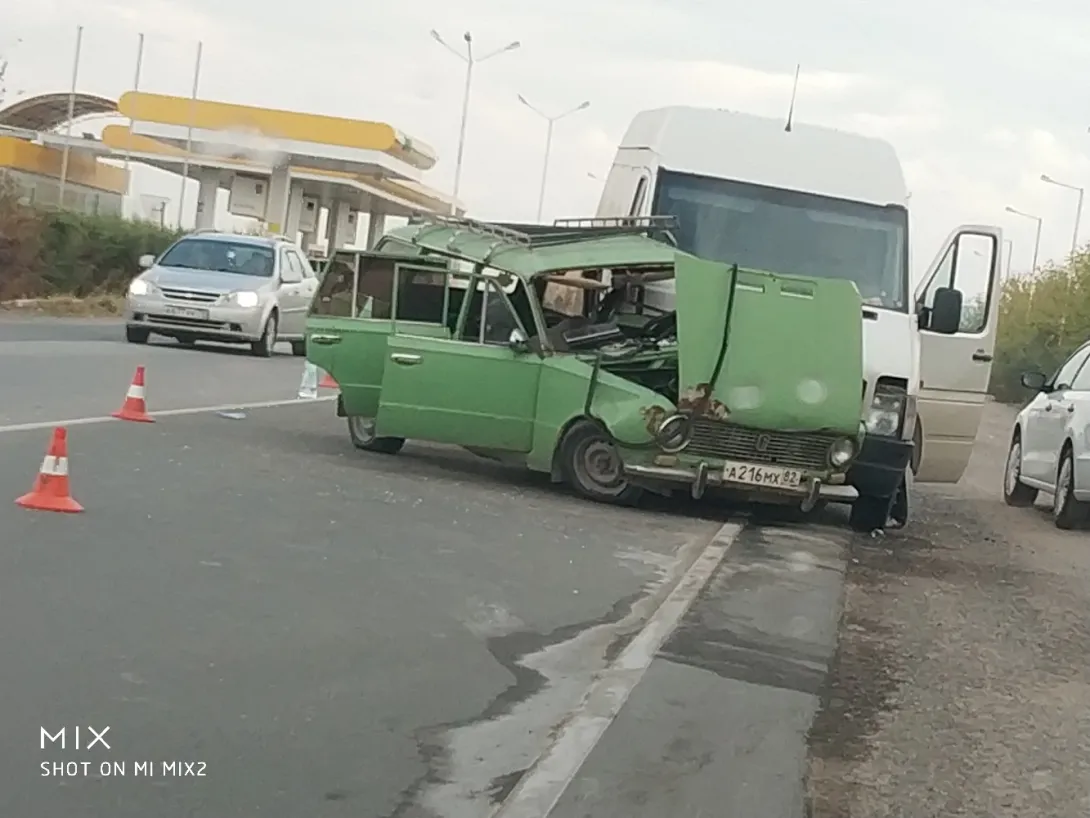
[1023, 344, 1090, 484]
[913, 226, 1002, 482]
[276, 249, 306, 337]
[374, 276, 543, 451]
[289, 248, 320, 329]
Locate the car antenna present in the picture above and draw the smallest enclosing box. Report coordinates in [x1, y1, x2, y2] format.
[784, 63, 800, 133]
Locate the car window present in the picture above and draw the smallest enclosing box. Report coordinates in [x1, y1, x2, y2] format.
[355, 257, 394, 318]
[458, 278, 525, 345]
[394, 266, 453, 324]
[159, 238, 275, 277]
[918, 232, 996, 334]
[280, 250, 304, 283]
[1051, 344, 1090, 390]
[291, 250, 316, 279]
[310, 257, 355, 317]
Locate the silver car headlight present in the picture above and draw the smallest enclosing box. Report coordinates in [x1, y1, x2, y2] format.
[828, 437, 856, 467]
[229, 291, 260, 308]
[864, 384, 907, 437]
[128, 279, 155, 297]
[655, 414, 692, 453]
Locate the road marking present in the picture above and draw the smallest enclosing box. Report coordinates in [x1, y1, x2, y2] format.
[0, 396, 337, 435]
[491, 520, 743, 818]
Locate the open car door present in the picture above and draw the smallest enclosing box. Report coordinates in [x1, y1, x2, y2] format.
[914, 225, 1003, 482]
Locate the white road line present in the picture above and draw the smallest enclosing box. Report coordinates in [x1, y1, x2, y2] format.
[491, 521, 744, 818]
[0, 396, 337, 435]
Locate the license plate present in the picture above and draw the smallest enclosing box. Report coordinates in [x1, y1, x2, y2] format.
[721, 461, 803, 489]
[161, 305, 209, 320]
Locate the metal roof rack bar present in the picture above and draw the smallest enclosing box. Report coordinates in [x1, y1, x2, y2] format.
[418, 214, 533, 246]
[551, 215, 679, 231]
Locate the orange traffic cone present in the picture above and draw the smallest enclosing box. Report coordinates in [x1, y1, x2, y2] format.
[16, 427, 84, 513]
[112, 365, 154, 422]
[318, 370, 338, 389]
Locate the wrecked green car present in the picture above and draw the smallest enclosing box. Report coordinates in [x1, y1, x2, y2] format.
[305, 215, 865, 510]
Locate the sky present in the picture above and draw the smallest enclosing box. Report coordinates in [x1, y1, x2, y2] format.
[4, 0, 1090, 279]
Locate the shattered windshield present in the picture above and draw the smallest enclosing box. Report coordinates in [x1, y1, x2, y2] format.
[653, 169, 908, 311]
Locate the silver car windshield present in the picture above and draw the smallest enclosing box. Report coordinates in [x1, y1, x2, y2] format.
[159, 239, 275, 277]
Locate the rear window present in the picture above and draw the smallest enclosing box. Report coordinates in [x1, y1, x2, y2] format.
[159, 239, 275, 277]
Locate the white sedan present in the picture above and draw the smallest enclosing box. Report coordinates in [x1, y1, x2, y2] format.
[1004, 339, 1090, 528]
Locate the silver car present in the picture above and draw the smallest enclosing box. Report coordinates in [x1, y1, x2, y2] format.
[125, 231, 319, 357]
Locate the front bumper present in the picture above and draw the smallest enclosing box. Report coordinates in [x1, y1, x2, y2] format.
[623, 461, 856, 505]
[847, 433, 914, 499]
[125, 295, 266, 341]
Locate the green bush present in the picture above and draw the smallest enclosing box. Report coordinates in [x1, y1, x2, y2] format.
[0, 182, 181, 301]
[991, 248, 1090, 402]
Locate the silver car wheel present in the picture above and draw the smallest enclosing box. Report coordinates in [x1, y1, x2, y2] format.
[1055, 456, 1073, 520]
[1005, 440, 1022, 496]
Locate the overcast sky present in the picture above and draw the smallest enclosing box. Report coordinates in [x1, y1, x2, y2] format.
[5, 0, 1090, 276]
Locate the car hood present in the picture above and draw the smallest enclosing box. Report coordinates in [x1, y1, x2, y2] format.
[147, 266, 268, 294]
[673, 254, 865, 434]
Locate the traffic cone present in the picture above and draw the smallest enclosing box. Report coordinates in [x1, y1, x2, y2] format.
[318, 370, 338, 389]
[297, 361, 319, 400]
[16, 427, 84, 513]
[112, 366, 154, 423]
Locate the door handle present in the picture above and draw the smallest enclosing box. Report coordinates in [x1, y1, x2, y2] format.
[1068, 404, 1076, 414]
[390, 353, 421, 365]
[972, 351, 993, 362]
[310, 334, 341, 345]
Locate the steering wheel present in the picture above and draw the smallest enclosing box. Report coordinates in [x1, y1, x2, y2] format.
[641, 311, 677, 341]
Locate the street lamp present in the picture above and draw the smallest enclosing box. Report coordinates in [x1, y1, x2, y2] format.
[430, 30, 520, 215]
[518, 95, 590, 220]
[1005, 206, 1043, 274]
[1040, 173, 1084, 257]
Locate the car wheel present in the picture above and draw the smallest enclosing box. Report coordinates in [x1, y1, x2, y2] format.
[347, 417, 405, 454]
[1003, 432, 1038, 507]
[1053, 446, 1088, 530]
[251, 312, 278, 358]
[559, 420, 643, 506]
[291, 340, 307, 357]
[126, 326, 149, 344]
[849, 492, 892, 532]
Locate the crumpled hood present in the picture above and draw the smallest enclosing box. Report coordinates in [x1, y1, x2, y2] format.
[673, 255, 865, 433]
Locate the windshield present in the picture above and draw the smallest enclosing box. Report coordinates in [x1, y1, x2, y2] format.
[158, 238, 276, 277]
[652, 169, 909, 311]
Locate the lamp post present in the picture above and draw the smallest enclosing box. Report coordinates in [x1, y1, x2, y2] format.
[1040, 173, 1084, 258]
[1005, 206, 1043, 274]
[430, 30, 520, 215]
[518, 95, 590, 221]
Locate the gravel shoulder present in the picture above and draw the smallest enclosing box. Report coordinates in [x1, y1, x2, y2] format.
[807, 402, 1090, 818]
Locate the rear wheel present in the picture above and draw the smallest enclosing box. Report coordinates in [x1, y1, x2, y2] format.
[1003, 433, 1038, 507]
[1053, 446, 1088, 530]
[348, 417, 405, 454]
[559, 420, 643, 506]
[251, 312, 277, 358]
[126, 326, 149, 344]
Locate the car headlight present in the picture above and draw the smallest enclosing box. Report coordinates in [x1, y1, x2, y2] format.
[232, 291, 260, 308]
[128, 279, 151, 296]
[864, 384, 906, 437]
[655, 413, 692, 453]
[828, 437, 856, 467]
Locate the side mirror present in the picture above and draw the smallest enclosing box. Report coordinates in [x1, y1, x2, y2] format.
[508, 328, 529, 353]
[927, 287, 963, 334]
[138, 254, 155, 269]
[1020, 371, 1048, 391]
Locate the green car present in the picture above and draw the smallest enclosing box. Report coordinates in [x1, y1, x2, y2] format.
[305, 215, 865, 511]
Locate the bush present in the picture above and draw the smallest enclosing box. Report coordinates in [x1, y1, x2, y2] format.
[991, 248, 1090, 402]
[0, 182, 181, 301]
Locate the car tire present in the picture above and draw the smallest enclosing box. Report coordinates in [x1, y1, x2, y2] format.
[1003, 432, 1038, 507]
[348, 417, 405, 454]
[291, 340, 307, 357]
[1053, 445, 1088, 530]
[126, 326, 149, 344]
[558, 419, 643, 506]
[849, 492, 892, 532]
[251, 312, 277, 358]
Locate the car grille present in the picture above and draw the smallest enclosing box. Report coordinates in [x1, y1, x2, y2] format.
[687, 418, 837, 471]
[160, 287, 220, 304]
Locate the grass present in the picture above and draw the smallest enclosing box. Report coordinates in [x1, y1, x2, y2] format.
[0, 294, 127, 317]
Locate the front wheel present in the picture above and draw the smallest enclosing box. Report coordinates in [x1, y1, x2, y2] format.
[1053, 447, 1088, 530]
[1003, 434, 1038, 507]
[251, 313, 278, 358]
[558, 420, 643, 506]
[348, 417, 405, 454]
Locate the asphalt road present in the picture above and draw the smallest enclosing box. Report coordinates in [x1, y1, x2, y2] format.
[8, 316, 843, 818]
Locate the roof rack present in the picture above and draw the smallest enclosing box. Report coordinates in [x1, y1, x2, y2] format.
[552, 215, 678, 231]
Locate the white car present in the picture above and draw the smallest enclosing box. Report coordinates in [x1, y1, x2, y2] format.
[1004, 340, 1090, 528]
[125, 230, 318, 357]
